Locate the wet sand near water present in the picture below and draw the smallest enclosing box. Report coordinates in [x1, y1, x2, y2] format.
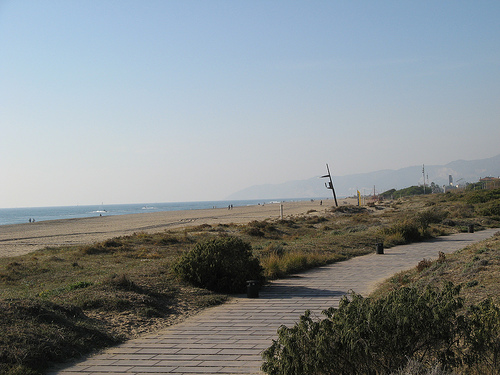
[0, 199, 353, 258]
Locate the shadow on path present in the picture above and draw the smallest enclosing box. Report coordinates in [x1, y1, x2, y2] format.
[259, 286, 346, 299]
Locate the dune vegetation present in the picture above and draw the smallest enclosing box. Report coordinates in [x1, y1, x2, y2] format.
[1, 188, 499, 374]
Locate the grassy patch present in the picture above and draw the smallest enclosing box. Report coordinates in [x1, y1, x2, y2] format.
[0, 299, 119, 375]
[374, 230, 500, 306]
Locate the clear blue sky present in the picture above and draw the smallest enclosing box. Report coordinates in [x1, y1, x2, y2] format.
[1, 1, 499, 208]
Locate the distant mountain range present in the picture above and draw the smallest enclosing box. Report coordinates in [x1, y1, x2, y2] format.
[227, 154, 500, 200]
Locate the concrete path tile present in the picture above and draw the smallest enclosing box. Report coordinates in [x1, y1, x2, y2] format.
[49, 229, 498, 375]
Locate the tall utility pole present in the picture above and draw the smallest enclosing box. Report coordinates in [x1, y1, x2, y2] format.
[321, 163, 338, 207]
[422, 164, 426, 194]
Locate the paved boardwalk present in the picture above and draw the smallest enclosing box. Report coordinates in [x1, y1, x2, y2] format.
[50, 229, 498, 375]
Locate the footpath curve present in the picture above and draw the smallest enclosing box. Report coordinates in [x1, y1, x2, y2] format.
[50, 228, 499, 375]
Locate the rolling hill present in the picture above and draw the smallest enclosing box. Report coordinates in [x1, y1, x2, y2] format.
[227, 154, 500, 200]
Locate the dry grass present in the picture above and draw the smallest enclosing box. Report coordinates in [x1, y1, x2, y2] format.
[375, 231, 500, 307]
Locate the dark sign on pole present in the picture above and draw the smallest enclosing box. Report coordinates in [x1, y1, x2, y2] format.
[321, 163, 338, 207]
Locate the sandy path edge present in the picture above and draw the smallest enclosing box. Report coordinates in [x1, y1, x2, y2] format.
[0, 199, 354, 258]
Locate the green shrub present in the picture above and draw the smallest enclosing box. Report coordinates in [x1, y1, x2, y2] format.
[381, 219, 423, 244]
[380, 188, 397, 199]
[465, 189, 500, 204]
[448, 203, 475, 219]
[383, 232, 407, 247]
[416, 208, 448, 228]
[173, 236, 263, 293]
[463, 298, 500, 372]
[478, 201, 500, 217]
[262, 283, 484, 374]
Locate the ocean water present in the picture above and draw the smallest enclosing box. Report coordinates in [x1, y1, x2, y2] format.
[0, 198, 315, 226]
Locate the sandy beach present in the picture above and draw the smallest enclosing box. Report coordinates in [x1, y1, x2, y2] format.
[0, 199, 353, 258]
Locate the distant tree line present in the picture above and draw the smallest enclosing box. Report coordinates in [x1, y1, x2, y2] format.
[380, 182, 442, 199]
[380, 178, 499, 200]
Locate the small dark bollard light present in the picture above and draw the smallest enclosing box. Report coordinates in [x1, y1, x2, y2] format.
[247, 280, 259, 298]
[376, 243, 384, 255]
[468, 224, 474, 233]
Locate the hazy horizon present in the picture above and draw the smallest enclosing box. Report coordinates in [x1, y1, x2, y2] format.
[2, 153, 498, 210]
[2, 1, 499, 208]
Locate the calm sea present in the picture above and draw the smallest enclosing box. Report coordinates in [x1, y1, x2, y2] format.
[0, 198, 315, 226]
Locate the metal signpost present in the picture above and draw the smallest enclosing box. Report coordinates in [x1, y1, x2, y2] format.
[321, 163, 338, 207]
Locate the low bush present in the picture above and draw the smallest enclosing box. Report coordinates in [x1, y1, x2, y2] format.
[478, 201, 500, 217]
[173, 236, 263, 293]
[303, 215, 328, 224]
[260, 243, 285, 257]
[463, 298, 500, 371]
[79, 244, 110, 255]
[262, 283, 500, 375]
[381, 219, 423, 246]
[448, 203, 475, 219]
[261, 252, 317, 279]
[102, 239, 122, 248]
[245, 226, 265, 237]
[244, 220, 279, 237]
[415, 208, 447, 228]
[416, 258, 432, 272]
[465, 188, 500, 204]
[155, 234, 180, 245]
